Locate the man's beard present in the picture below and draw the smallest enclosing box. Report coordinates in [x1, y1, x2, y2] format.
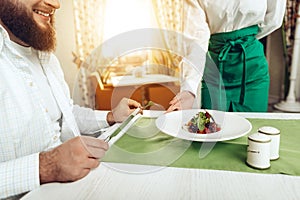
[0, 0, 56, 52]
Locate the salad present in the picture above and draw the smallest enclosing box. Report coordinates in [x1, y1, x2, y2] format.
[185, 111, 221, 134]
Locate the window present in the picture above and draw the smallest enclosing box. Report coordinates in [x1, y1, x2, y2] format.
[101, 0, 157, 41]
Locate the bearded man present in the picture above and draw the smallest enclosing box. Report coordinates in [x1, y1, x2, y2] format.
[0, 0, 141, 199]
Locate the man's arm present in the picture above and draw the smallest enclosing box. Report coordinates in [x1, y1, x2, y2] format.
[72, 98, 142, 135]
[39, 136, 108, 183]
[257, 0, 286, 39]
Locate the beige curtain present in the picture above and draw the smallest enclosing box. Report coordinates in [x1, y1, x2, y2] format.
[72, 0, 106, 107]
[152, 0, 183, 76]
[152, 0, 183, 33]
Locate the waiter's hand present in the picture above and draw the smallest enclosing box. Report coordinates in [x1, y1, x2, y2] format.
[39, 136, 109, 183]
[166, 91, 195, 112]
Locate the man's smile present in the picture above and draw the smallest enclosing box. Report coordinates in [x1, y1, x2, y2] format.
[33, 8, 54, 25]
[33, 9, 54, 17]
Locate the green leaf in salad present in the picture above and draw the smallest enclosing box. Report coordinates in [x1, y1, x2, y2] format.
[197, 115, 205, 131]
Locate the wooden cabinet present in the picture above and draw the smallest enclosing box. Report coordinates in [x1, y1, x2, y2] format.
[95, 83, 179, 110]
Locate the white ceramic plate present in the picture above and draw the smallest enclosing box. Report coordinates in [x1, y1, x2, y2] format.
[155, 109, 252, 142]
[142, 110, 165, 118]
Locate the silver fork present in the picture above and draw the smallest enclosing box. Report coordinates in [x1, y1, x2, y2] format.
[142, 101, 164, 110]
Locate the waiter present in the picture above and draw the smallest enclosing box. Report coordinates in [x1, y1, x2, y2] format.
[198, 0, 286, 112]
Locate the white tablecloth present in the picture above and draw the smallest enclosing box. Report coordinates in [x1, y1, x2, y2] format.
[22, 112, 300, 200]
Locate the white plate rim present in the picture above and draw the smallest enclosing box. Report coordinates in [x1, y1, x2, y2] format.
[155, 109, 252, 142]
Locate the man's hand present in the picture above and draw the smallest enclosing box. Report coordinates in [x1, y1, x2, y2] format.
[107, 98, 141, 125]
[39, 136, 109, 183]
[166, 91, 195, 112]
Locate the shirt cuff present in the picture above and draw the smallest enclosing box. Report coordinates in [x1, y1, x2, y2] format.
[0, 153, 40, 199]
[94, 110, 110, 127]
[180, 79, 200, 97]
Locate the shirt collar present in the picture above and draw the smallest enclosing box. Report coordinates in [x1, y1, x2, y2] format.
[0, 24, 10, 52]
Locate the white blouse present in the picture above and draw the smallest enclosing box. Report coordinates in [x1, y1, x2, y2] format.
[197, 0, 286, 39]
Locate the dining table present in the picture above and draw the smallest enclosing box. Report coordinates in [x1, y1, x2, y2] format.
[22, 111, 300, 200]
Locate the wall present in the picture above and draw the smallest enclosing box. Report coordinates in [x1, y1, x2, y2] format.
[268, 28, 300, 105]
[267, 29, 286, 105]
[54, 1, 78, 96]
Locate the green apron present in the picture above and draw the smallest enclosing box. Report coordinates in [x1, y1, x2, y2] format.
[201, 25, 269, 112]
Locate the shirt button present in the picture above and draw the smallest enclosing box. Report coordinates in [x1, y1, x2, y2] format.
[29, 82, 33, 86]
[53, 135, 58, 141]
[45, 108, 48, 113]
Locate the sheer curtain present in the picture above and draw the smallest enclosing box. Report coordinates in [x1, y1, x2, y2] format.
[72, 0, 106, 107]
[152, 0, 183, 38]
[152, 0, 183, 72]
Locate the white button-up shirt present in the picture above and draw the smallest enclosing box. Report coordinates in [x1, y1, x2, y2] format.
[0, 24, 109, 198]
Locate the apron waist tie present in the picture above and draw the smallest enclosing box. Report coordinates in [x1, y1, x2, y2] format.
[218, 39, 247, 105]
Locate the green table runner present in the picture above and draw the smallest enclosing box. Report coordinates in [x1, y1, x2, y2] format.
[103, 117, 300, 176]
